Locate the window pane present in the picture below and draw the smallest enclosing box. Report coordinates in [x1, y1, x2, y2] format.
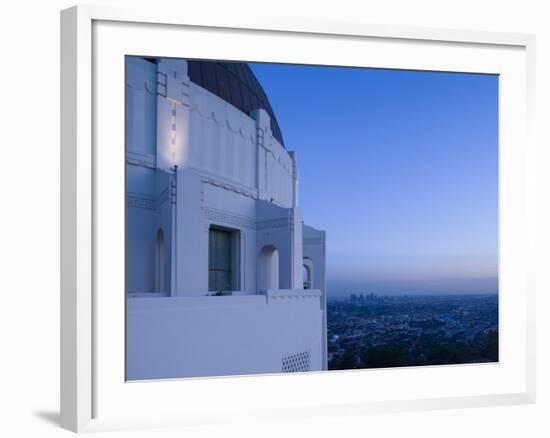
[209, 228, 233, 291]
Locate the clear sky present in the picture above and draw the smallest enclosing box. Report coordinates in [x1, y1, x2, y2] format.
[250, 63, 498, 296]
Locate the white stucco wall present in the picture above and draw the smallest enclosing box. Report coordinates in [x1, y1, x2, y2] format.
[253, 108, 296, 208]
[155, 59, 191, 172]
[170, 166, 304, 296]
[125, 57, 157, 161]
[303, 224, 328, 369]
[126, 169, 174, 294]
[126, 290, 323, 380]
[174, 64, 297, 209]
[186, 82, 257, 190]
[124, 56, 328, 377]
[126, 57, 305, 297]
[256, 200, 304, 290]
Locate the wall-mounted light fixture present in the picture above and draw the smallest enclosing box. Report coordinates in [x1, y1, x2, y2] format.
[170, 102, 177, 161]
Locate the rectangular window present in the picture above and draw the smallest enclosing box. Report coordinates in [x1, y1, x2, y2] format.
[208, 227, 238, 292]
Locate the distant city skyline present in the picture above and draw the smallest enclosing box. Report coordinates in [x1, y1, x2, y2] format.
[251, 63, 498, 296]
[327, 294, 498, 369]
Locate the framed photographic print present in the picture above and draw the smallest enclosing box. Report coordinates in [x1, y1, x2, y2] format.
[61, 5, 536, 433]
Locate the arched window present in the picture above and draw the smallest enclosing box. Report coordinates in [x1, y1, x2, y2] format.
[303, 258, 314, 290]
[258, 245, 279, 291]
[155, 228, 166, 293]
[303, 265, 311, 289]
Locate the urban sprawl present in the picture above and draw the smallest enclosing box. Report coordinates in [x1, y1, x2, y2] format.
[327, 294, 498, 370]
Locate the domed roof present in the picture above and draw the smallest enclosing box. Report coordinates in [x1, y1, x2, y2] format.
[187, 60, 285, 146]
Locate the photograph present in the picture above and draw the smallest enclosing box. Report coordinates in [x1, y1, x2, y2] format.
[125, 56, 499, 380]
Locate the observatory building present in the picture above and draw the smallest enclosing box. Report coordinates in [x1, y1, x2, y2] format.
[125, 57, 327, 379]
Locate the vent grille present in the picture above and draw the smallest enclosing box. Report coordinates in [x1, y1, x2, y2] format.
[281, 351, 311, 373]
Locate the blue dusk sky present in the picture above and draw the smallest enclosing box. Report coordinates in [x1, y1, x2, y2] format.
[250, 63, 499, 296]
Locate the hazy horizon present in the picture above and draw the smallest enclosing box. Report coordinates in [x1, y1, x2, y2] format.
[251, 63, 498, 296]
[326, 276, 498, 297]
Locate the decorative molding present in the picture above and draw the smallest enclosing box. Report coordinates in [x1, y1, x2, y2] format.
[265, 289, 322, 304]
[157, 70, 167, 97]
[127, 193, 155, 210]
[156, 187, 169, 209]
[190, 86, 256, 144]
[256, 218, 289, 230]
[203, 208, 291, 232]
[181, 78, 191, 107]
[304, 237, 325, 245]
[204, 207, 256, 230]
[170, 174, 177, 206]
[127, 187, 170, 211]
[201, 175, 258, 200]
[126, 151, 156, 169]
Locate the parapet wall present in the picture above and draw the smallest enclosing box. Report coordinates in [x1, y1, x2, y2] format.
[126, 290, 323, 380]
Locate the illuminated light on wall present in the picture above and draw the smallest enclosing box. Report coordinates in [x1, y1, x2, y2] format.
[170, 102, 177, 161]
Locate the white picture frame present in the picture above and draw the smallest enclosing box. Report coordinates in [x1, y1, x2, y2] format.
[60, 4, 536, 433]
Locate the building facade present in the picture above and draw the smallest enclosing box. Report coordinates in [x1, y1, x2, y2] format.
[125, 57, 327, 380]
